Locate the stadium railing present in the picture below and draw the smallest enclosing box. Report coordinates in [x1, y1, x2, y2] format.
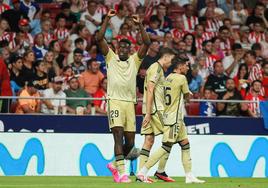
[0, 96, 261, 117]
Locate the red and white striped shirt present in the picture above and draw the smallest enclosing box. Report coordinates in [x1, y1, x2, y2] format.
[249, 63, 263, 82]
[220, 39, 232, 55]
[248, 32, 265, 44]
[182, 14, 199, 33]
[170, 28, 187, 41]
[0, 3, 10, 14]
[205, 55, 218, 73]
[0, 31, 10, 42]
[42, 32, 54, 47]
[245, 93, 264, 116]
[206, 19, 223, 33]
[195, 32, 213, 50]
[54, 28, 69, 41]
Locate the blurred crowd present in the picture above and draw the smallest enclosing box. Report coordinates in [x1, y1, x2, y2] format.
[0, 0, 268, 117]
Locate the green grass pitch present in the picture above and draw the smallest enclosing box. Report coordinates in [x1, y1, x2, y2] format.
[0, 177, 267, 188]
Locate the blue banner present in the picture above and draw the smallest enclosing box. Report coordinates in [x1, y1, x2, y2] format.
[260, 101, 268, 130]
[0, 115, 268, 135]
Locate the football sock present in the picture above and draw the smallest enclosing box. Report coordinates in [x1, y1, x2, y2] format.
[181, 143, 192, 174]
[157, 152, 170, 173]
[145, 144, 171, 170]
[115, 154, 125, 175]
[139, 148, 150, 170]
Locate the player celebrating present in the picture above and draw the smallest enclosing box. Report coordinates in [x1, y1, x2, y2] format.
[139, 47, 176, 182]
[137, 57, 205, 184]
[96, 9, 150, 183]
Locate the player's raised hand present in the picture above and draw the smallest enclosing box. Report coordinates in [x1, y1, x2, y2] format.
[132, 15, 140, 24]
[142, 114, 151, 128]
[107, 9, 116, 18]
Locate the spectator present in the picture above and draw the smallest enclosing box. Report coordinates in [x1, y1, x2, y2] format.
[54, 14, 69, 41]
[0, 57, 12, 113]
[62, 65, 74, 90]
[32, 33, 47, 61]
[200, 0, 225, 18]
[19, 0, 40, 21]
[79, 58, 104, 96]
[0, 45, 10, 64]
[183, 33, 197, 56]
[146, 15, 164, 43]
[41, 76, 66, 114]
[245, 80, 265, 117]
[64, 76, 91, 114]
[0, 18, 10, 43]
[194, 24, 212, 53]
[18, 18, 34, 49]
[199, 87, 216, 116]
[70, 24, 90, 50]
[260, 30, 268, 58]
[49, 40, 65, 69]
[93, 77, 107, 115]
[41, 19, 54, 48]
[233, 63, 250, 99]
[196, 54, 210, 82]
[110, 3, 128, 35]
[32, 60, 48, 92]
[205, 60, 229, 97]
[0, 0, 10, 15]
[20, 50, 36, 85]
[70, 0, 85, 21]
[222, 43, 244, 78]
[229, 0, 248, 29]
[262, 61, 268, 99]
[9, 54, 24, 89]
[1, 0, 28, 33]
[246, 2, 266, 29]
[202, 40, 218, 73]
[155, 3, 172, 32]
[182, 3, 199, 33]
[218, 26, 233, 56]
[57, 2, 77, 30]
[211, 37, 224, 59]
[170, 16, 187, 43]
[237, 25, 251, 50]
[80, 0, 102, 35]
[204, 7, 223, 34]
[43, 51, 60, 83]
[245, 50, 263, 82]
[70, 48, 86, 75]
[216, 78, 245, 116]
[15, 81, 41, 114]
[249, 21, 265, 44]
[188, 64, 203, 98]
[115, 23, 136, 45]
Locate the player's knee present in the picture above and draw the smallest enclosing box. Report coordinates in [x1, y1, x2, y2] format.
[145, 135, 155, 147]
[179, 139, 190, 150]
[161, 143, 172, 153]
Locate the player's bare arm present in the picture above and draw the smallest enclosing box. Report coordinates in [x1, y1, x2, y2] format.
[96, 9, 116, 56]
[142, 81, 155, 127]
[132, 14, 151, 59]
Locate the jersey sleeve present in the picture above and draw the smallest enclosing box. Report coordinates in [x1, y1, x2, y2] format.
[181, 76, 190, 94]
[104, 48, 116, 65]
[131, 53, 143, 70]
[147, 64, 161, 84]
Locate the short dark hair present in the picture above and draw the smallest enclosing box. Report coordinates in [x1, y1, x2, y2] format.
[34, 60, 44, 68]
[159, 47, 176, 57]
[202, 40, 212, 47]
[219, 25, 229, 33]
[262, 60, 268, 68]
[213, 60, 222, 69]
[170, 56, 188, 70]
[119, 38, 131, 46]
[251, 43, 262, 51]
[232, 43, 242, 51]
[55, 14, 67, 22]
[149, 15, 161, 23]
[87, 58, 98, 66]
[251, 79, 262, 86]
[73, 48, 83, 55]
[9, 53, 22, 64]
[245, 50, 256, 58]
[75, 38, 84, 45]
